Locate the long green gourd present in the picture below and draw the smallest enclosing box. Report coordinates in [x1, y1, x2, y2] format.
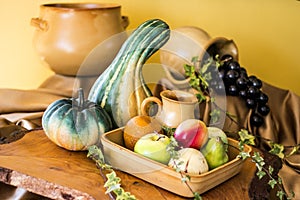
[88, 19, 170, 128]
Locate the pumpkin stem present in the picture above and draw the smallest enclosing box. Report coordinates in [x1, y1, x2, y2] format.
[77, 88, 84, 109]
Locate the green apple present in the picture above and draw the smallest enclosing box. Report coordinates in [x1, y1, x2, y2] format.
[134, 132, 171, 164]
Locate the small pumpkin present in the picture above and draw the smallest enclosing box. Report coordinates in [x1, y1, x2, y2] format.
[42, 88, 112, 151]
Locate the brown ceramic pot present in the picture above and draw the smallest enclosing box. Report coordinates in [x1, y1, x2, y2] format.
[31, 3, 129, 76]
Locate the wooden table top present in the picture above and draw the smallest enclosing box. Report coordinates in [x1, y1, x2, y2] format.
[0, 129, 256, 199]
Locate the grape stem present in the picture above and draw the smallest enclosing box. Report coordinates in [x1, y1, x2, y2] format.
[210, 99, 246, 129]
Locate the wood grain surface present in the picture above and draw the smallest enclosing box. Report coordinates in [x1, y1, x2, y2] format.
[0, 130, 256, 199]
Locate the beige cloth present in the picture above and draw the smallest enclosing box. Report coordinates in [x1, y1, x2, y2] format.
[0, 74, 98, 129]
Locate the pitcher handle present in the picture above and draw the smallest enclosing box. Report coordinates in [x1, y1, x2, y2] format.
[30, 17, 48, 31]
[141, 97, 162, 117]
[121, 16, 129, 29]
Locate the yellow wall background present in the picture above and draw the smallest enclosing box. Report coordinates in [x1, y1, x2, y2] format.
[1, 0, 300, 95]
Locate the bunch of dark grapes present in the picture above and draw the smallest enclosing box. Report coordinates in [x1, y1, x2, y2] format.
[205, 54, 270, 127]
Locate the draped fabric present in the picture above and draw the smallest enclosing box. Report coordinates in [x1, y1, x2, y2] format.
[0, 73, 299, 199]
[0, 74, 98, 131]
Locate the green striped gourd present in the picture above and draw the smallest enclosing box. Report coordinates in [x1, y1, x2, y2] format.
[88, 19, 170, 127]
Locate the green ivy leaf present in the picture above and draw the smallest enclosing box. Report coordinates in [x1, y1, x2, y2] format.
[195, 91, 206, 103]
[203, 72, 212, 82]
[184, 64, 194, 76]
[193, 192, 203, 200]
[87, 145, 112, 170]
[190, 76, 201, 88]
[191, 56, 199, 64]
[238, 129, 256, 146]
[210, 108, 221, 124]
[287, 190, 295, 200]
[256, 170, 266, 179]
[106, 184, 121, 194]
[238, 141, 245, 152]
[238, 151, 250, 160]
[184, 62, 208, 103]
[269, 142, 285, 159]
[252, 152, 265, 171]
[277, 177, 282, 185]
[115, 189, 136, 200]
[162, 126, 176, 137]
[277, 190, 285, 200]
[87, 145, 105, 162]
[88, 146, 136, 200]
[200, 56, 213, 74]
[252, 152, 264, 163]
[268, 165, 274, 175]
[167, 136, 179, 159]
[268, 179, 277, 189]
[104, 171, 121, 188]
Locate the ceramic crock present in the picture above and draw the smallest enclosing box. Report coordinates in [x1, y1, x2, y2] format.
[31, 3, 129, 76]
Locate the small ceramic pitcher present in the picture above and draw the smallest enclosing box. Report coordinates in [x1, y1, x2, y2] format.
[141, 90, 198, 128]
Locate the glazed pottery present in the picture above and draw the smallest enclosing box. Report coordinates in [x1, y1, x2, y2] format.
[141, 90, 198, 128]
[160, 26, 211, 76]
[31, 3, 129, 76]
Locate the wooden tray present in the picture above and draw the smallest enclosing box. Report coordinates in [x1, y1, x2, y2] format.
[101, 128, 252, 198]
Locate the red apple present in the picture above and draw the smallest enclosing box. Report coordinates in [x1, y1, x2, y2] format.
[173, 119, 208, 149]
